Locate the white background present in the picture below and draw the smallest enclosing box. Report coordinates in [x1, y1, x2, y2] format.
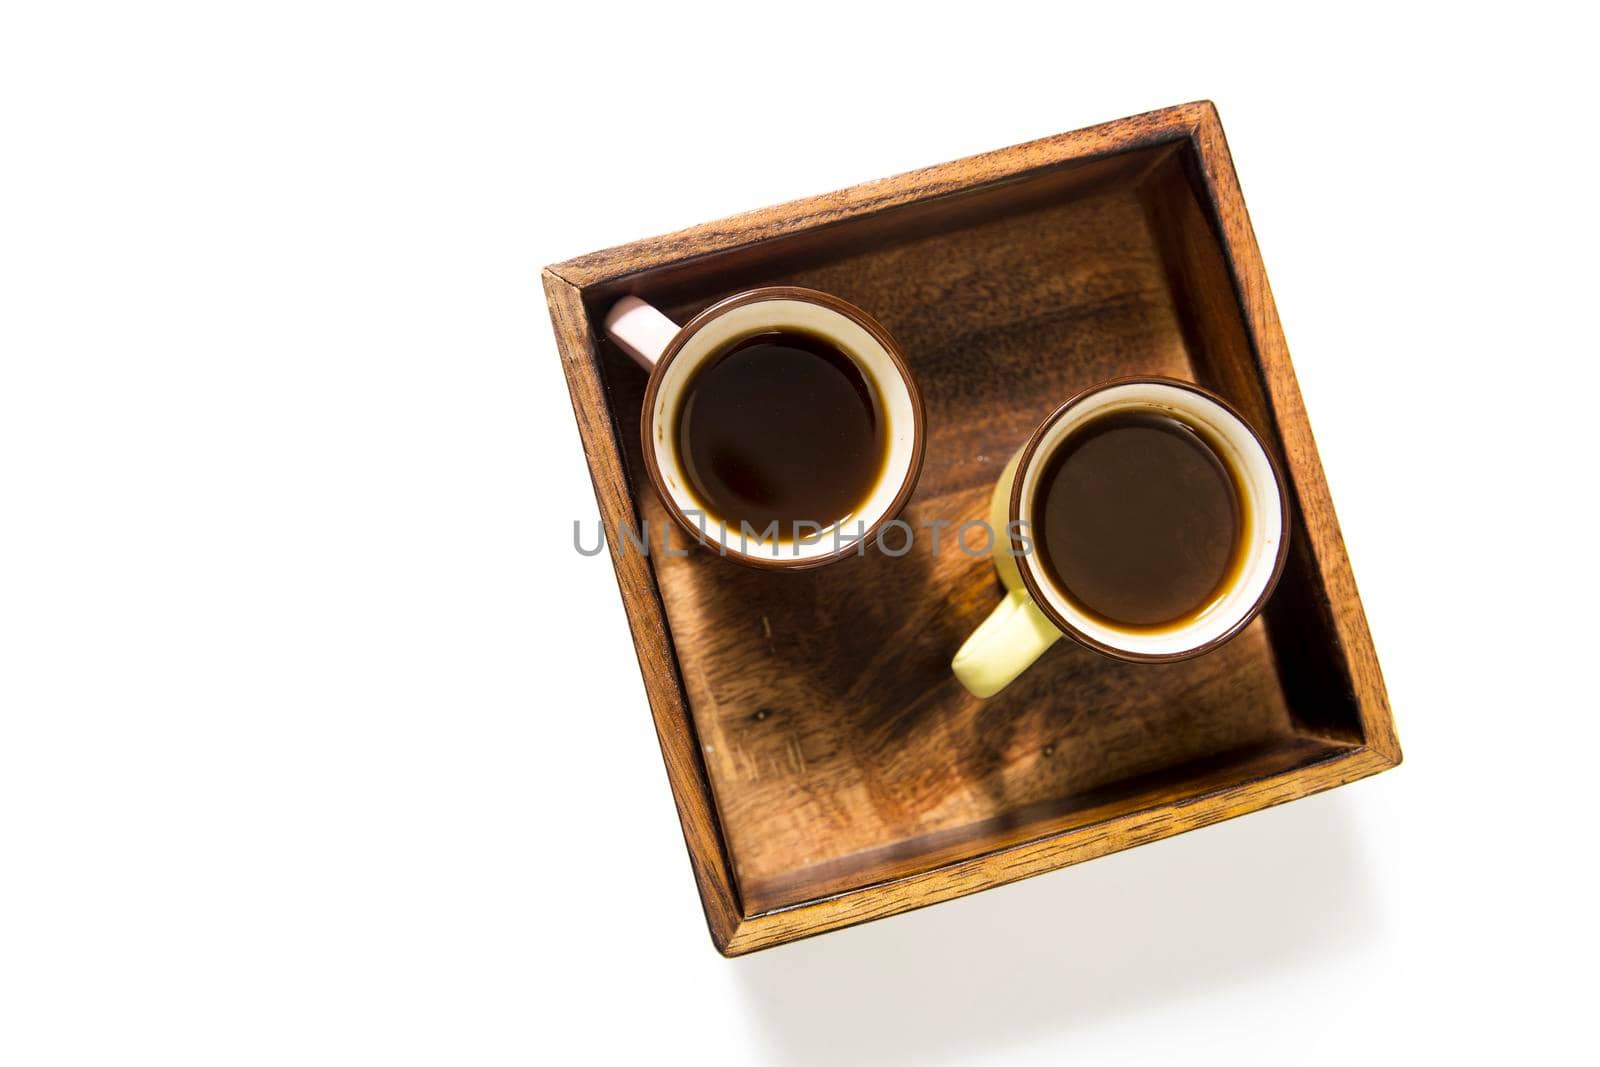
[3, 2, 1596, 1064]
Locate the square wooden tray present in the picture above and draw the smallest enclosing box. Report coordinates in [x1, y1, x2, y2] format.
[543, 101, 1400, 956]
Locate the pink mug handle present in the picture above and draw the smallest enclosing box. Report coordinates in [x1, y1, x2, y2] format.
[603, 296, 680, 372]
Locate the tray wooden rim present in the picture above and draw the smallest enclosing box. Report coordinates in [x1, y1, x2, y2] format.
[544, 101, 1400, 956]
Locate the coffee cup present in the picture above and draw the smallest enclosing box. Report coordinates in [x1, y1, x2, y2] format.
[604, 288, 924, 569]
[952, 377, 1289, 697]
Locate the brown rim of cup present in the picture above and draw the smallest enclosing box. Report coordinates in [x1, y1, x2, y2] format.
[1006, 375, 1292, 662]
[636, 286, 926, 571]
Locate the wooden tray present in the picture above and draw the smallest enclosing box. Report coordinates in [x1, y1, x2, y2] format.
[543, 101, 1400, 956]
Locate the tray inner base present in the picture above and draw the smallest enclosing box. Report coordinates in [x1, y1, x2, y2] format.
[591, 145, 1366, 915]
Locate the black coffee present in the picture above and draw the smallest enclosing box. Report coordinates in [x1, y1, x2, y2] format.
[677, 330, 884, 532]
[1032, 409, 1244, 630]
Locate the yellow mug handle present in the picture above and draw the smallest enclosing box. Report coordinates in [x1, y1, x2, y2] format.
[951, 587, 1061, 698]
[951, 446, 1061, 698]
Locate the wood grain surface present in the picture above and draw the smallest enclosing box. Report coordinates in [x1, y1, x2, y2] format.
[545, 101, 1399, 955]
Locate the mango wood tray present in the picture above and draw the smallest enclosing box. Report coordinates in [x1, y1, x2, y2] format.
[543, 101, 1400, 956]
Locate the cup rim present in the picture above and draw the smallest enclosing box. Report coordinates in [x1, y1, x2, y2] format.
[638, 286, 926, 571]
[1007, 375, 1291, 662]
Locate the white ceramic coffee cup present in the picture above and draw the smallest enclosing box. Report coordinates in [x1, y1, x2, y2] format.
[952, 377, 1290, 697]
[603, 287, 925, 569]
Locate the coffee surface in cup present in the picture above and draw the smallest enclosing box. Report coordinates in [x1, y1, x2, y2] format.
[677, 329, 884, 533]
[1032, 409, 1244, 630]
